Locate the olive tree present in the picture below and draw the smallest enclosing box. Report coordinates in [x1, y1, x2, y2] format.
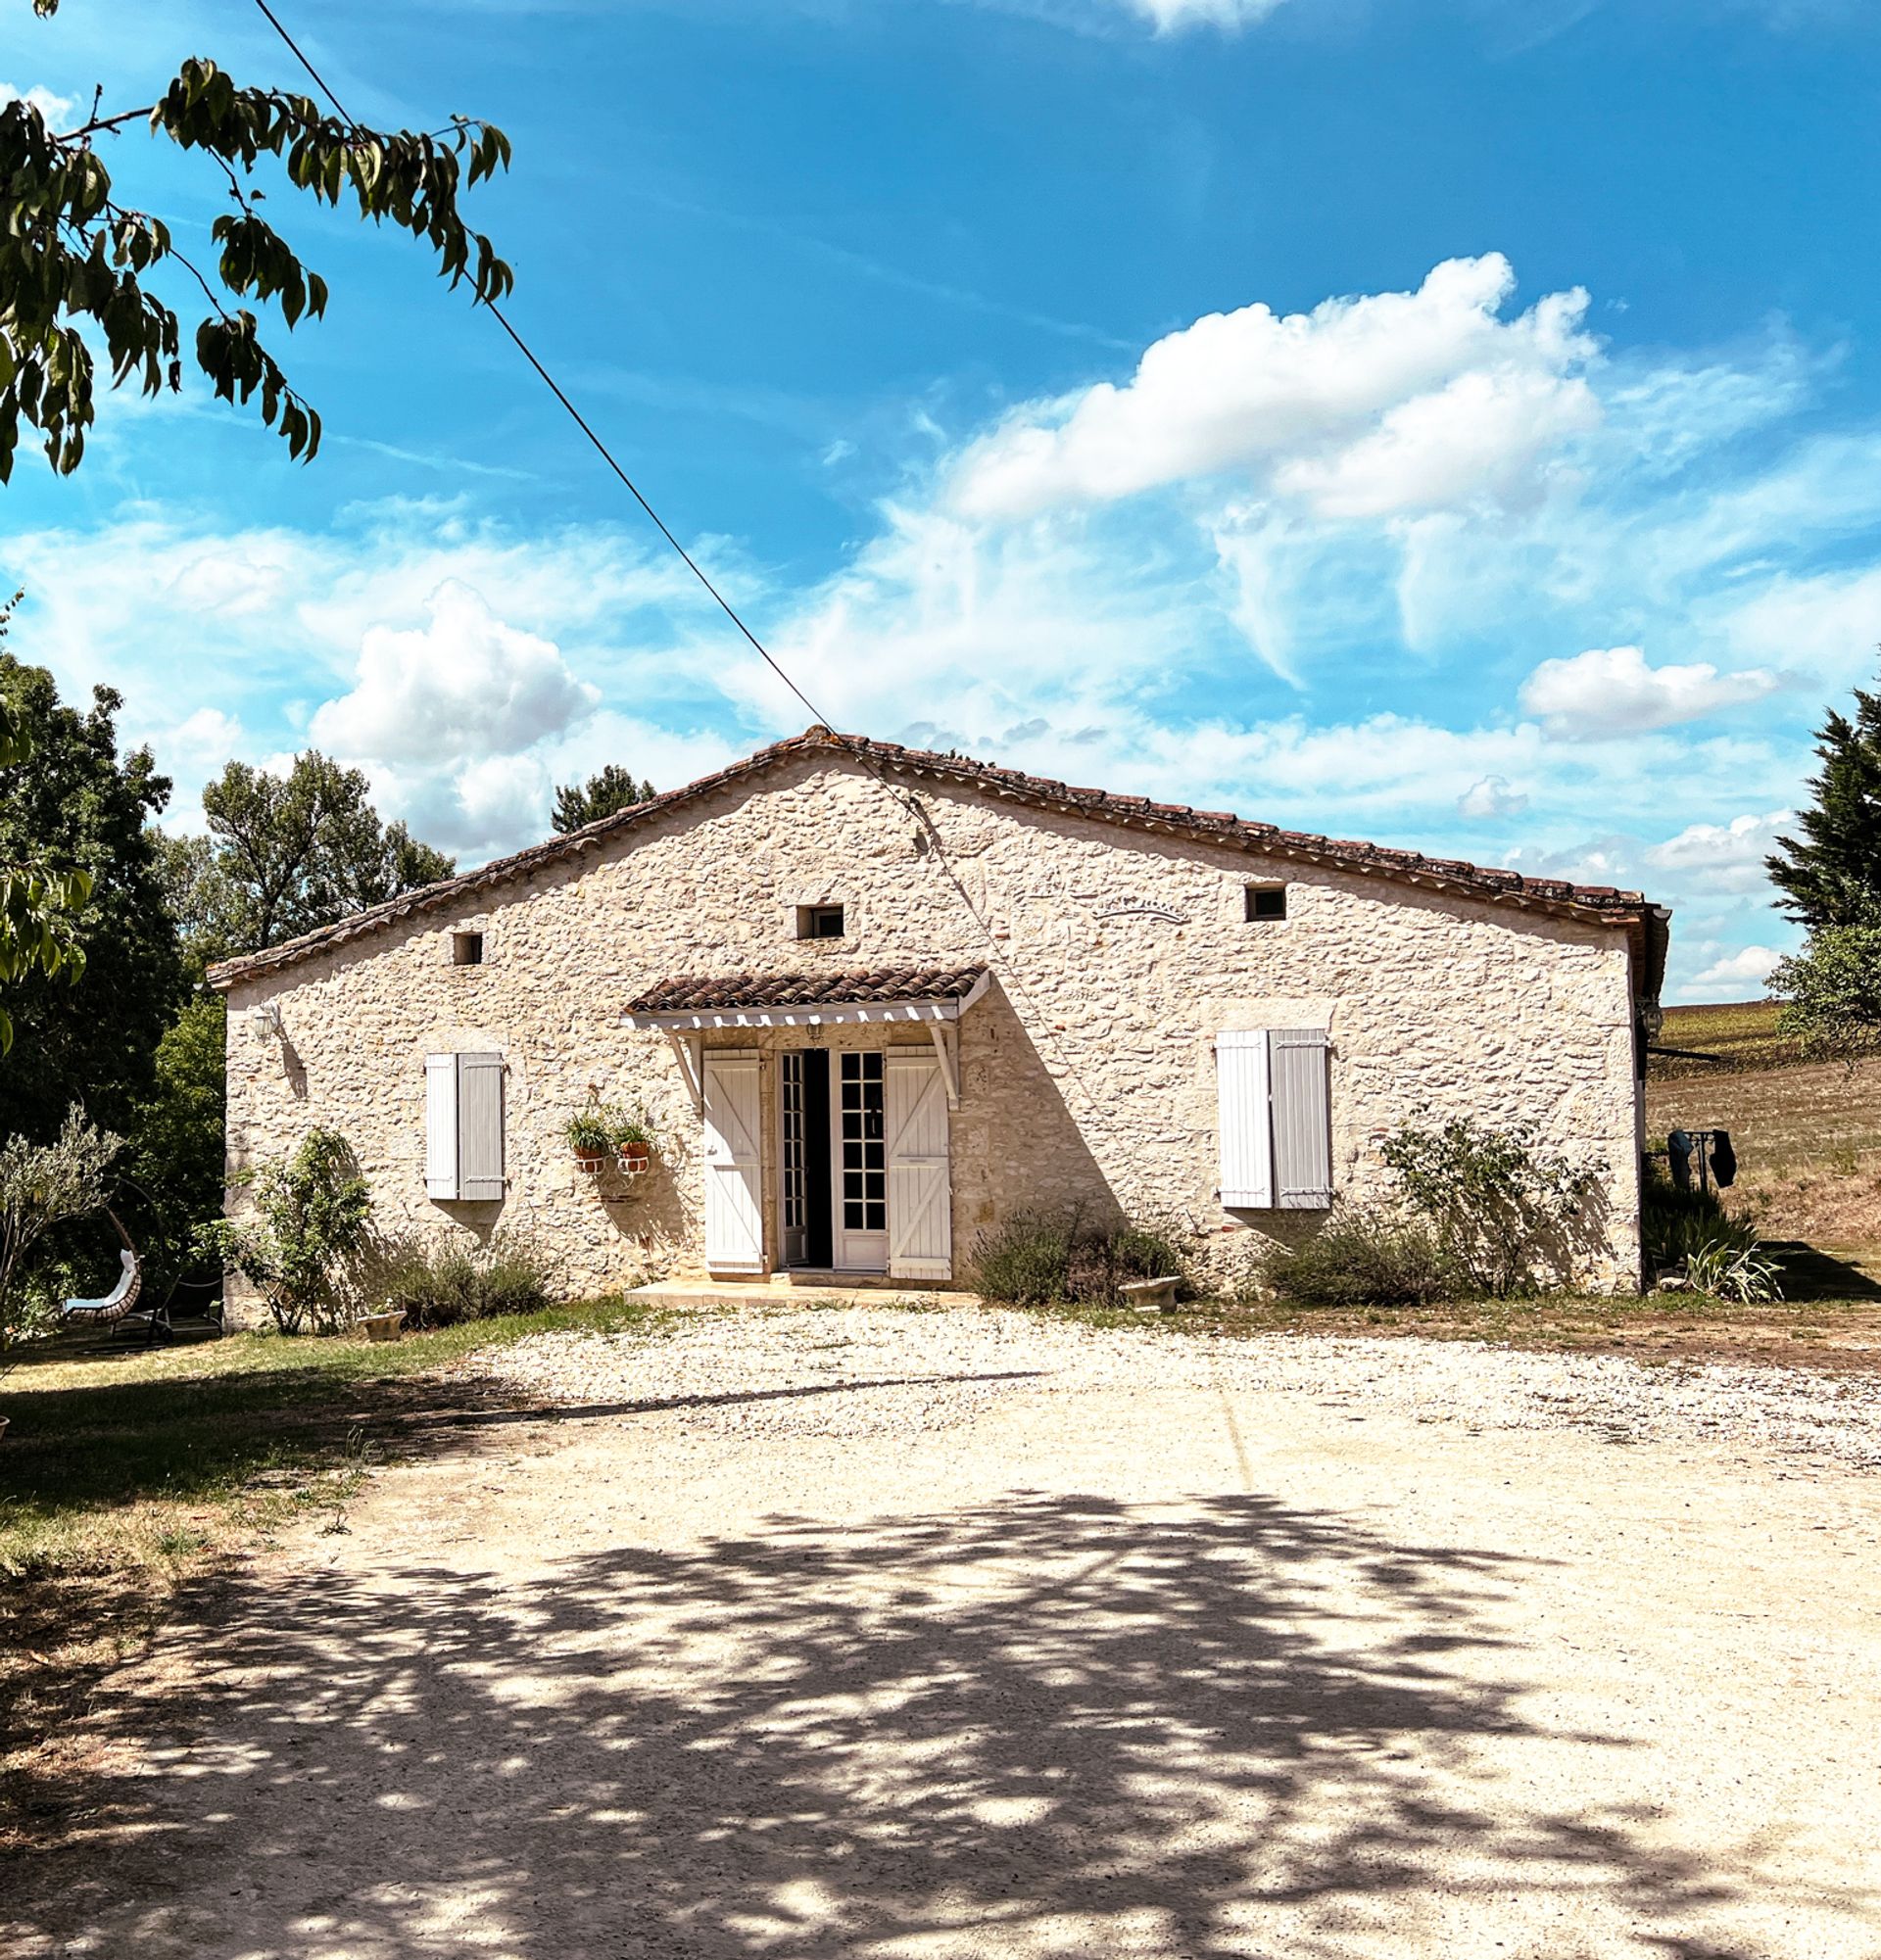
[0, 1103, 121, 1365]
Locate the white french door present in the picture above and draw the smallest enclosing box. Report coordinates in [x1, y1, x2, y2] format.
[831, 1050, 888, 1272]
[702, 1049, 764, 1273]
[886, 1049, 951, 1280]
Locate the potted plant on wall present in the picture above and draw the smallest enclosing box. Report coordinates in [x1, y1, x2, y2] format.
[613, 1114, 656, 1176]
[565, 1110, 614, 1175]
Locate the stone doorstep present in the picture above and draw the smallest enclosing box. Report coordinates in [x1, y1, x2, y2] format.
[625, 1275, 987, 1312]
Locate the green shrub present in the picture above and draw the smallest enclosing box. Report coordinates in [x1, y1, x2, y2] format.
[967, 1208, 1197, 1308]
[195, 1127, 371, 1335]
[967, 1210, 1074, 1306]
[374, 1229, 557, 1329]
[1684, 1237, 1784, 1305]
[1381, 1112, 1603, 1297]
[1256, 1203, 1460, 1308]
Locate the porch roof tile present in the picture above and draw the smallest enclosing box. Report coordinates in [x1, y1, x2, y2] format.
[625, 964, 989, 1015]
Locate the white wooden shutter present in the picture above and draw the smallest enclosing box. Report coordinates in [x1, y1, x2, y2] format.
[457, 1052, 506, 1201]
[1216, 1030, 1274, 1209]
[702, 1049, 765, 1273]
[425, 1053, 459, 1200]
[1269, 1028, 1331, 1210]
[886, 1049, 951, 1280]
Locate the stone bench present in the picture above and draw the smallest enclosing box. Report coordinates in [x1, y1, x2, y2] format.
[1120, 1275, 1181, 1315]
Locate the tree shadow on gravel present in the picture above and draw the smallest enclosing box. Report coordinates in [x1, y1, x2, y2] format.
[8, 1490, 1860, 1960]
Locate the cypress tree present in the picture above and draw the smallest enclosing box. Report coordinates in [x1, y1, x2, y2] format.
[1766, 678, 1881, 929]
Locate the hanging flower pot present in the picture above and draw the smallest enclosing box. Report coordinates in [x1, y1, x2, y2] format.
[613, 1117, 654, 1176]
[565, 1111, 615, 1176]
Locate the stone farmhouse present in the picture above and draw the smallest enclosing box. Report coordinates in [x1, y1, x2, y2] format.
[208, 727, 1670, 1319]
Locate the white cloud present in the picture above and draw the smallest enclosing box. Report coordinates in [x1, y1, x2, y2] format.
[311, 582, 601, 767]
[1458, 775, 1528, 820]
[1274, 366, 1598, 520]
[1721, 562, 1881, 684]
[1, 81, 76, 124]
[948, 255, 1597, 522]
[1519, 645, 1782, 739]
[1124, 0, 1287, 26]
[1688, 945, 1782, 992]
[1644, 811, 1791, 893]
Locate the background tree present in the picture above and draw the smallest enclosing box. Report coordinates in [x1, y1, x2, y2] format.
[0, 594, 89, 1051]
[1770, 927, 1881, 1069]
[3, 20, 511, 478]
[1765, 675, 1881, 929]
[164, 751, 455, 965]
[0, 653, 182, 1149]
[124, 992, 227, 1290]
[552, 764, 656, 835]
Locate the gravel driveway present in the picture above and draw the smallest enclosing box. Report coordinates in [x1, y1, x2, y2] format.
[15, 1305, 1881, 1959]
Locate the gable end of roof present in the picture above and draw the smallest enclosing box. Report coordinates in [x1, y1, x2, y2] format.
[207, 725, 1670, 996]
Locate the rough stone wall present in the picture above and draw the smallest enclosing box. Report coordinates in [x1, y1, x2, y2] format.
[218, 752, 1644, 1323]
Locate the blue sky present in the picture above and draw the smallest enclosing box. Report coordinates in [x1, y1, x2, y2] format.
[6, 0, 1881, 997]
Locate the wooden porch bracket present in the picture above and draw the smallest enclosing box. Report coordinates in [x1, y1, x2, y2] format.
[666, 1030, 704, 1114]
[927, 1021, 960, 1109]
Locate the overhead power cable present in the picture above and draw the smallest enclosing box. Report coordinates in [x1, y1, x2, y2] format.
[246, 0, 1110, 1120]
[251, 0, 832, 732]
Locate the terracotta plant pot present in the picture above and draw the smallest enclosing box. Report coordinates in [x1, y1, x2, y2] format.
[574, 1148, 607, 1176]
[616, 1142, 651, 1174]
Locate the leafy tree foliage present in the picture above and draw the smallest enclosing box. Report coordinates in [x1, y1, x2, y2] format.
[125, 991, 227, 1286]
[0, 654, 182, 1148]
[1770, 926, 1881, 1069]
[1766, 677, 1881, 930]
[0, 594, 89, 1051]
[165, 751, 455, 965]
[2, 22, 511, 478]
[552, 763, 656, 835]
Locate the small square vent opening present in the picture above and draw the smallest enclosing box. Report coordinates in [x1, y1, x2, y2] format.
[796, 903, 846, 940]
[452, 931, 485, 966]
[1244, 885, 1287, 923]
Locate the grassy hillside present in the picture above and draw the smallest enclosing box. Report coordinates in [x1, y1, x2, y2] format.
[1652, 999, 1802, 1076]
[1646, 1000, 1881, 1262]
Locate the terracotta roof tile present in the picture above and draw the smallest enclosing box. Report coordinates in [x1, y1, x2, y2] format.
[627, 965, 988, 1014]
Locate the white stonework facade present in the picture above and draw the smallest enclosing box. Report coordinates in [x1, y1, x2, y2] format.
[211, 733, 1666, 1322]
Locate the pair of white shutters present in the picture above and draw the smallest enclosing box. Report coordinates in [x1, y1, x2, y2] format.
[700, 1048, 951, 1278]
[425, 1052, 506, 1201]
[1217, 1028, 1331, 1210]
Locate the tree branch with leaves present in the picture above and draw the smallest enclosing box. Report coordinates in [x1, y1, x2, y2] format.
[3, 8, 513, 479]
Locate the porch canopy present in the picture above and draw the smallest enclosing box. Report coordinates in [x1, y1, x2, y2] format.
[625, 964, 990, 1108]
[624, 963, 990, 1031]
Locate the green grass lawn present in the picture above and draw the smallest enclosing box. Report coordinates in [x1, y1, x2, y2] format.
[1, 1296, 670, 1577]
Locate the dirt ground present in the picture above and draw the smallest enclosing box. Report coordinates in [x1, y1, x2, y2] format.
[9, 1307, 1881, 1960]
